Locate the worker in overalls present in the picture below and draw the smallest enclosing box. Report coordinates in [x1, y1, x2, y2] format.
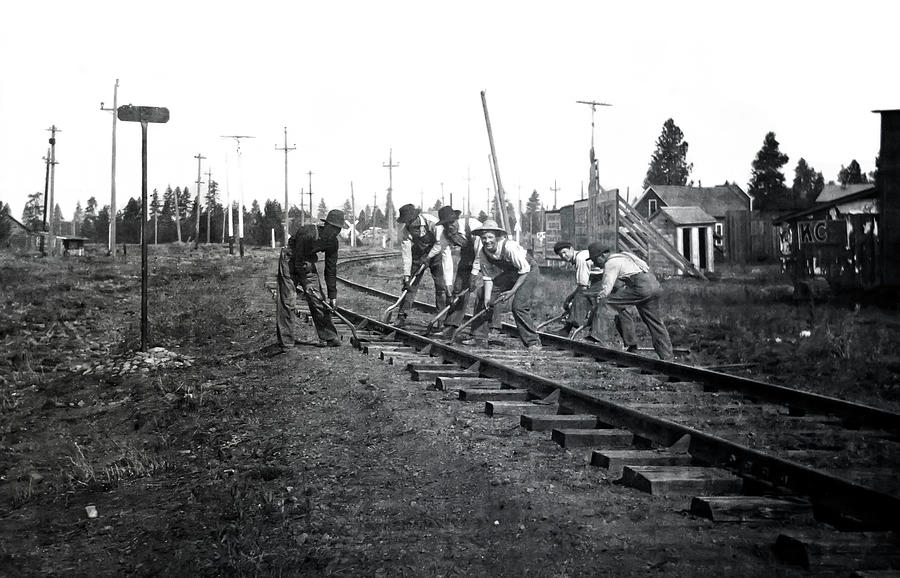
[553, 240, 609, 342]
[289, 210, 348, 347]
[396, 203, 454, 328]
[586, 242, 674, 360]
[467, 219, 541, 350]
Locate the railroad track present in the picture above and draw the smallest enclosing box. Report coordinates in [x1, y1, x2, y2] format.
[294, 252, 900, 571]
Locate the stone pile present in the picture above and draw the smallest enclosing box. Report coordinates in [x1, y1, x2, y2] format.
[79, 347, 195, 376]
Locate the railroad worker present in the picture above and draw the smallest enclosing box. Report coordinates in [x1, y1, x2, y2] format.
[289, 210, 348, 347]
[274, 232, 300, 351]
[467, 219, 542, 350]
[430, 205, 497, 338]
[552, 240, 608, 342]
[395, 203, 454, 328]
[586, 242, 674, 360]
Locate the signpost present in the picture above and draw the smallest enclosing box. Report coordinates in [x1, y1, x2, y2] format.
[117, 105, 169, 351]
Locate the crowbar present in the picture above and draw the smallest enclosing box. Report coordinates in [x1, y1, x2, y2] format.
[297, 285, 360, 344]
[424, 289, 469, 335]
[537, 310, 569, 332]
[449, 303, 496, 344]
[381, 262, 428, 324]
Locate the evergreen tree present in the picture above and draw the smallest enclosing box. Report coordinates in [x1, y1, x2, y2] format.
[73, 202, 84, 236]
[431, 198, 443, 212]
[357, 209, 368, 231]
[121, 197, 142, 243]
[317, 198, 328, 220]
[477, 210, 488, 223]
[643, 119, 693, 188]
[747, 132, 789, 211]
[0, 201, 11, 244]
[838, 159, 868, 185]
[53, 204, 63, 234]
[791, 158, 825, 209]
[262, 199, 283, 244]
[247, 199, 264, 245]
[372, 206, 385, 228]
[525, 189, 541, 234]
[22, 192, 44, 230]
[95, 205, 111, 245]
[81, 197, 98, 242]
[342, 199, 352, 216]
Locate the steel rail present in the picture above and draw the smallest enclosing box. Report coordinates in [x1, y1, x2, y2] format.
[335, 262, 900, 433]
[329, 305, 900, 530]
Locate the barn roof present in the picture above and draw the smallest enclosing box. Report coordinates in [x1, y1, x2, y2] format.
[650, 206, 716, 225]
[639, 184, 750, 216]
[777, 186, 878, 222]
[814, 183, 875, 203]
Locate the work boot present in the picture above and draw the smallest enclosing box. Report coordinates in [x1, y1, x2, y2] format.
[325, 338, 341, 347]
[460, 337, 488, 348]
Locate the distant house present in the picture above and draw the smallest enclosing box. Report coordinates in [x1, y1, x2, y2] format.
[648, 206, 717, 274]
[633, 184, 751, 259]
[814, 182, 875, 206]
[1, 213, 38, 250]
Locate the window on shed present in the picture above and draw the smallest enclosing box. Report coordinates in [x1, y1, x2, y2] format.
[648, 199, 657, 217]
[714, 222, 723, 246]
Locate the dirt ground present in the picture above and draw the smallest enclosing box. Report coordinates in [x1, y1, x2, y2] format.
[0, 247, 875, 576]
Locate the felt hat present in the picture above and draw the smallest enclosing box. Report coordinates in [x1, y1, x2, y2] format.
[396, 203, 420, 224]
[587, 241, 613, 261]
[322, 209, 349, 229]
[436, 206, 462, 226]
[472, 219, 507, 236]
[553, 241, 573, 255]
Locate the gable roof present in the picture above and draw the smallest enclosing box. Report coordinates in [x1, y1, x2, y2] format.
[639, 184, 750, 216]
[814, 183, 875, 203]
[650, 206, 716, 226]
[777, 186, 879, 222]
[1, 213, 32, 233]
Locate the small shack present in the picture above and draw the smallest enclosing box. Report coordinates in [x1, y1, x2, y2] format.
[59, 235, 89, 256]
[649, 206, 716, 274]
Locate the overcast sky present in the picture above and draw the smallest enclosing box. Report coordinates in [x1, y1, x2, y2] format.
[2, 0, 897, 223]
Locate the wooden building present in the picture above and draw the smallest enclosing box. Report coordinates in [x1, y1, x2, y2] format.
[648, 206, 716, 274]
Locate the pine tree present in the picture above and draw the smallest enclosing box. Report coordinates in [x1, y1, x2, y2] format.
[791, 158, 825, 209]
[838, 159, 868, 185]
[73, 202, 84, 236]
[526, 189, 541, 234]
[747, 132, 789, 211]
[22, 192, 43, 230]
[0, 201, 11, 244]
[317, 198, 328, 220]
[643, 119, 693, 188]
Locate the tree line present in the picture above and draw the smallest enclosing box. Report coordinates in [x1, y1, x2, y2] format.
[643, 118, 876, 211]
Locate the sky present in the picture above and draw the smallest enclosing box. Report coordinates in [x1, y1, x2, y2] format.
[2, 0, 897, 224]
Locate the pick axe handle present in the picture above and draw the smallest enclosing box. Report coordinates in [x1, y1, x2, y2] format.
[425, 288, 469, 333]
[537, 310, 568, 331]
[450, 304, 494, 343]
[382, 262, 428, 319]
[304, 287, 359, 342]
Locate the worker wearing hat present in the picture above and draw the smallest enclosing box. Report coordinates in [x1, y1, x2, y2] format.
[288, 209, 348, 347]
[430, 205, 499, 338]
[552, 240, 609, 342]
[586, 242, 673, 360]
[395, 203, 454, 328]
[467, 219, 541, 349]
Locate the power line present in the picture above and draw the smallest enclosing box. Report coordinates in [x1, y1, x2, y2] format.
[275, 126, 295, 244]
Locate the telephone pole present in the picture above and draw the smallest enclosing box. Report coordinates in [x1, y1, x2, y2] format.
[275, 126, 295, 245]
[205, 167, 213, 244]
[550, 180, 560, 210]
[100, 79, 118, 255]
[193, 153, 206, 248]
[220, 135, 255, 257]
[383, 148, 398, 244]
[40, 147, 54, 256]
[577, 100, 612, 198]
[307, 171, 314, 221]
[45, 125, 61, 254]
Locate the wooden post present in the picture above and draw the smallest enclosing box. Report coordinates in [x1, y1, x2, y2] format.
[275, 127, 295, 246]
[193, 153, 205, 249]
[480, 91, 510, 233]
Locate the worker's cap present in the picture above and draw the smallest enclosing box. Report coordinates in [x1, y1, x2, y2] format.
[322, 209, 349, 229]
[587, 241, 613, 261]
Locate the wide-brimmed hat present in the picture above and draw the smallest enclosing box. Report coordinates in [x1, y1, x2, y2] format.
[322, 209, 349, 229]
[396, 204, 420, 224]
[472, 219, 507, 237]
[587, 241, 613, 261]
[436, 205, 462, 226]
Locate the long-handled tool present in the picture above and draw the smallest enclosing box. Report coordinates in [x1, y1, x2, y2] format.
[297, 284, 360, 344]
[449, 303, 496, 344]
[537, 310, 569, 332]
[381, 262, 428, 324]
[424, 288, 469, 335]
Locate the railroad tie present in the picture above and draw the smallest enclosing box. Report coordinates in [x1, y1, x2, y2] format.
[619, 465, 744, 497]
[689, 495, 814, 523]
[773, 529, 900, 572]
[521, 414, 600, 432]
[435, 377, 504, 391]
[551, 428, 634, 449]
[484, 400, 559, 417]
[590, 449, 693, 475]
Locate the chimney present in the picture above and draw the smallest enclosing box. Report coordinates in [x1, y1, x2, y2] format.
[876, 109, 900, 286]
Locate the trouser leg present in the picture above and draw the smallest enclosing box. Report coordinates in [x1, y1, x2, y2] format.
[398, 268, 424, 316]
[635, 296, 673, 360]
[611, 305, 638, 348]
[275, 250, 297, 347]
[507, 272, 540, 347]
[301, 270, 338, 342]
[444, 270, 471, 328]
[470, 286, 490, 338]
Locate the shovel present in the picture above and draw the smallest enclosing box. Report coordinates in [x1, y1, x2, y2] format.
[298, 285, 360, 344]
[448, 303, 496, 344]
[381, 262, 428, 324]
[424, 289, 469, 335]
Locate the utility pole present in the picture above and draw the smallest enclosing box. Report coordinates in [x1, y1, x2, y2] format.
[307, 171, 313, 221]
[299, 187, 304, 224]
[382, 148, 398, 244]
[350, 181, 356, 247]
[577, 100, 612, 199]
[100, 79, 118, 256]
[205, 168, 213, 244]
[480, 91, 509, 233]
[275, 126, 295, 245]
[467, 166, 471, 218]
[193, 153, 206, 249]
[220, 135, 255, 257]
[40, 147, 53, 256]
[45, 125, 61, 254]
[440, 182, 445, 206]
[550, 180, 560, 210]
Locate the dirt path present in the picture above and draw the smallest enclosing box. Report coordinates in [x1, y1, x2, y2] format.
[1, 251, 806, 576]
